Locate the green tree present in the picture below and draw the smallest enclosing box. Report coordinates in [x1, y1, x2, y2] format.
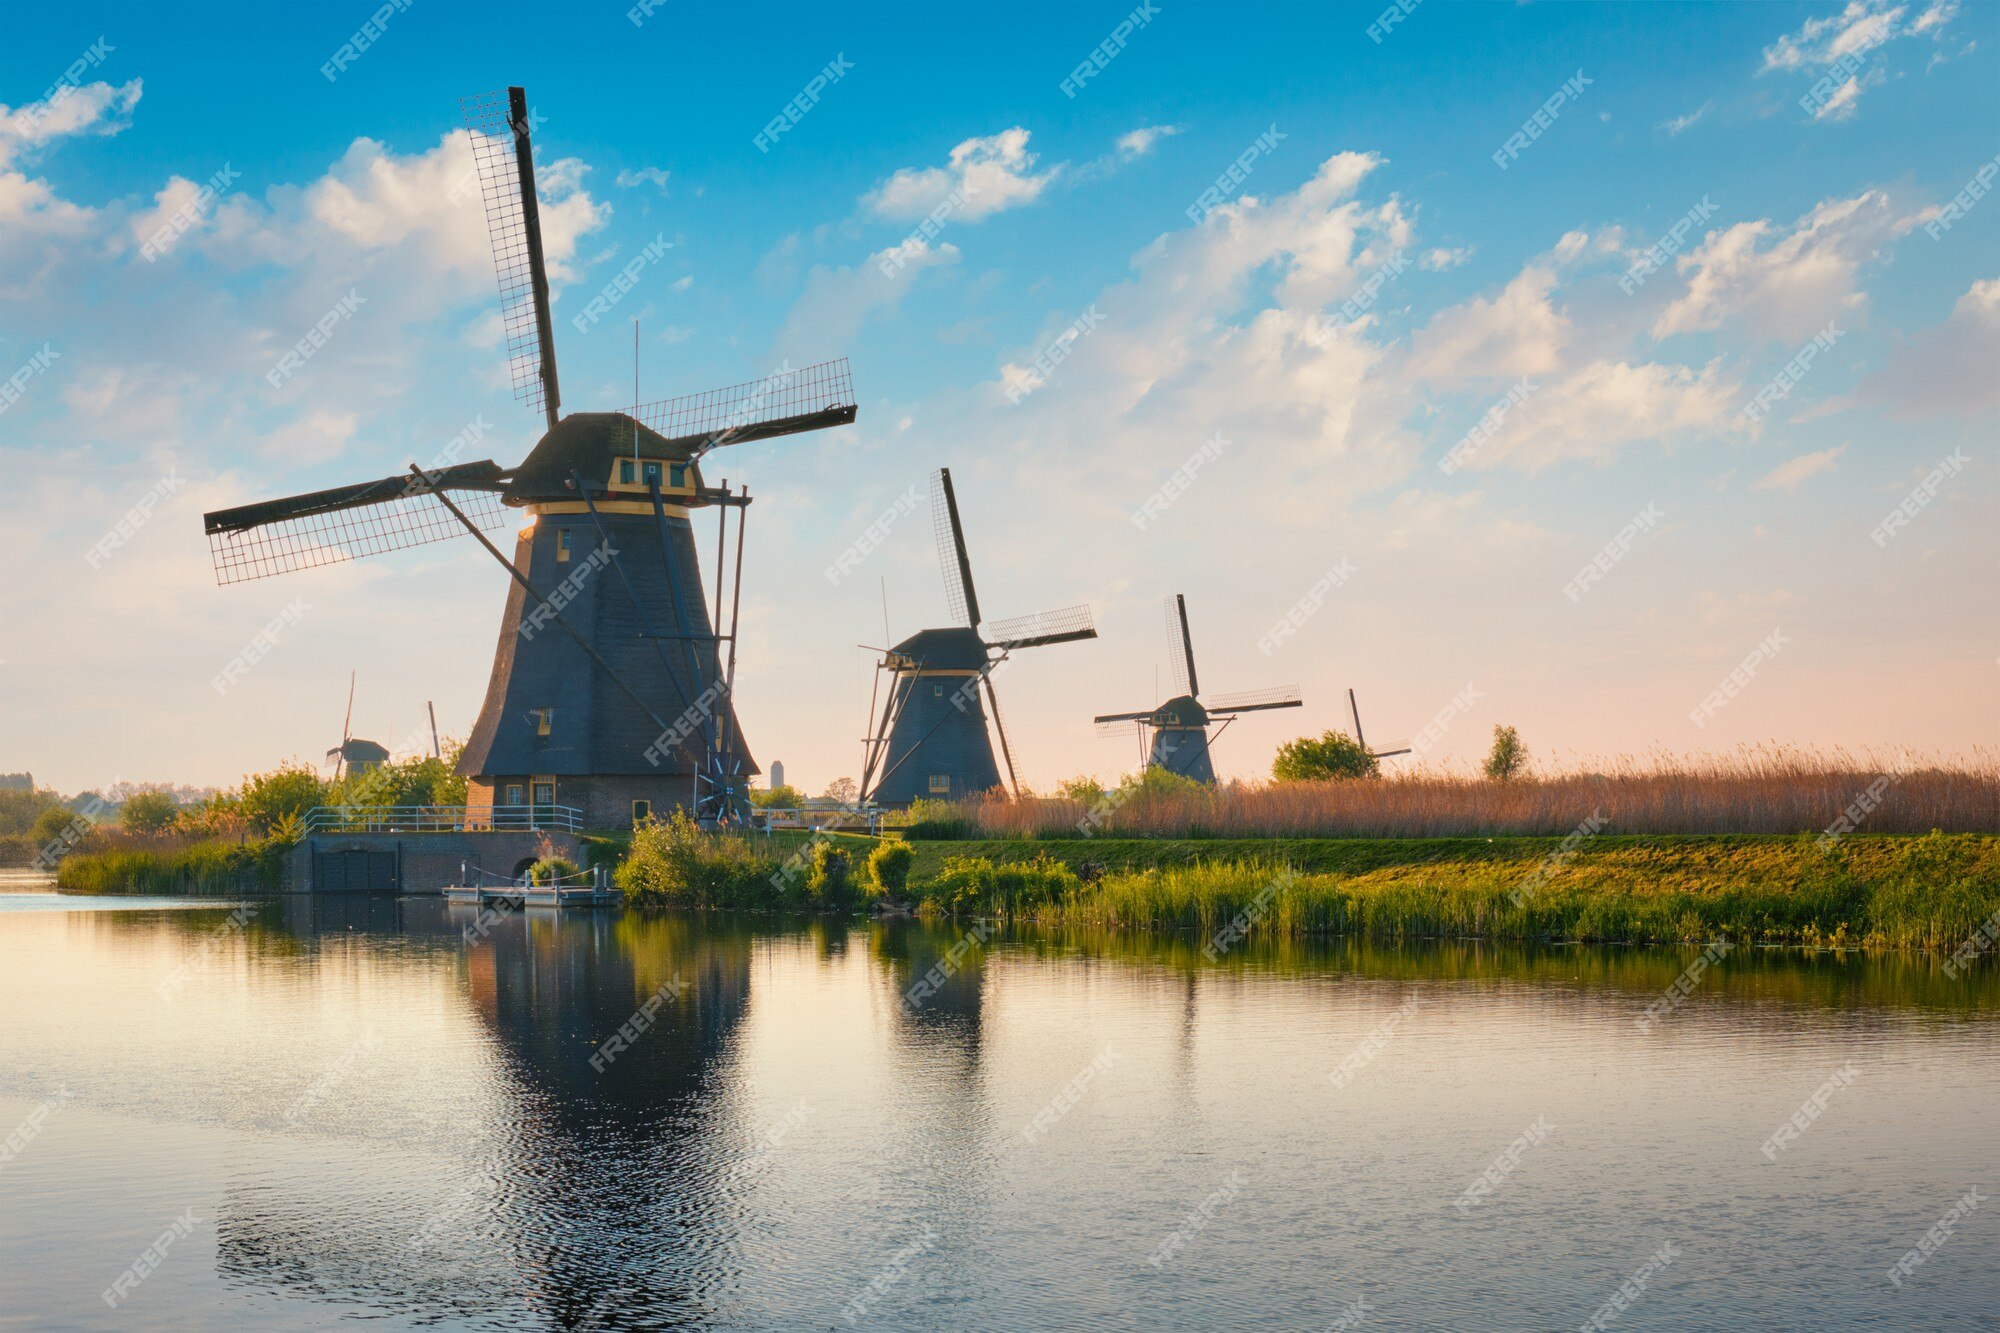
[751, 783, 804, 809]
[822, 777, 858, 806]
[1272, 731, 1379, 782]
[1484, 725, 1527, 781]
[238, 763, 328, 833]
[29, 804, 78, 846]
[1056, 775, 1107, 804]
[120, 788, 181, 831]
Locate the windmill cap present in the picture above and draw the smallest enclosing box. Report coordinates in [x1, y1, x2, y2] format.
[505, 412, 700, 502]
[888, 626, 988, 670]
[1151, 694, 1209, 727]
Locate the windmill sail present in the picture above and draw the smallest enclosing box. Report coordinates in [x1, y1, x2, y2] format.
[461, 87, 561, 430]
[931, 467, 980, 629]
[202, 461, 511, 585]
[634, 358, 857, 456]
[985, 604, 1095, 649]
[1208, 685, 1303, 715]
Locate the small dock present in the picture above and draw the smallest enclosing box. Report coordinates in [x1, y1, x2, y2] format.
[444, 865, 619, 909]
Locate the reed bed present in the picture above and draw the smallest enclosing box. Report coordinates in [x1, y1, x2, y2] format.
[54, 830, 281, 895]
[965, 747, 2000, 840]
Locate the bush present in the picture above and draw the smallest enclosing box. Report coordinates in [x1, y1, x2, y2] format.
[121, 788, 180, 832]
[866, 840, 915, 898]
[1273, 731, 1379, 783]
[807, 840, 854, 907]
[528, 856, 581, 886]
[239, 763, 328, 833]
[616, 810, 785, 909]
[913, 853, 1083, 915]
[29, 804, 78, 846]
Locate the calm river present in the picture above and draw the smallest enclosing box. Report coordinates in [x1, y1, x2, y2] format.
[1, 878, 1995, 1330]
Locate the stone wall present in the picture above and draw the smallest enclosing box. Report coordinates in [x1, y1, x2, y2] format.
[286, 829, 588, 894]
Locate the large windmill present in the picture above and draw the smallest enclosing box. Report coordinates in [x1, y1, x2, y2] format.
[858, 469, 1096, 806]
[201, 87, 858, 829]
[1094, 594, 1303, 783]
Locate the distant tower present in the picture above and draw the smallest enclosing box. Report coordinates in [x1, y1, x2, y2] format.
[769, 760, 784, 791]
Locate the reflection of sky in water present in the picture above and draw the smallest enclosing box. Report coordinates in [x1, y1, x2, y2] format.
[0, 893, 1995, 1330]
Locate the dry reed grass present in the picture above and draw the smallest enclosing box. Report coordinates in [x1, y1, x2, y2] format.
[972, 746, 2000, 839]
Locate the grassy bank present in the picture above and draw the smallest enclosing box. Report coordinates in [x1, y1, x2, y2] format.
[622, 820, 2000, 953]
[54, 835, 284, 896]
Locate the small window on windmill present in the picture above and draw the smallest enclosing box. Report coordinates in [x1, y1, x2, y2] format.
[557, 528, 572, 563]
[505, 783, 524, 806]
[928, 775, 951, 794]
[620, 458, 636, 485]
[933, 684, 944, 698]
[533, 778, 555, 805]
[632, 799, 651, 822]
[642, 461, 663, 487]
[535, 708, 552, 737]
[669, 463, 688, 488]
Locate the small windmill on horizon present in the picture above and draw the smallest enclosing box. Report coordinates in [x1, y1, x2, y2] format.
[202, 86, 860, 829]
[858, 469, 1097, 806]
[1094, 594, 1303, 783]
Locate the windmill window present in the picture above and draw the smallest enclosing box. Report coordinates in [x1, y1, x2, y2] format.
[535, 708, 552, 737]
[505, 783, 524, 806]
[533, 778, 555, 805]
[928, 775, 951, 794]
[632, 799, 651, 822]
[669, 463, 687, 487]
[557, 529, 572, 562]
[619, 459, 635, 485]
[933, 684, 944, 697]
[642, 461, 663, 487]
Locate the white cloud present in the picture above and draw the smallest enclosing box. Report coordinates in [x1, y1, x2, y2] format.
[614, 166, 670, 191]
[1652, 191, 1906, 342]
[776, 238, 961, 355]
[1453, 358, 1744, 472]
[865, 128, 1058, 222]
[1408, 261, 1569, 379]
[0, 79, 142, 169]
[1420, 246, 1474, 271]
[1760, 1, 1961, 118]
[1117, 125, 1181, 158]
[1752, 444, 1847, 490]
[1660, 102, 1712, 135]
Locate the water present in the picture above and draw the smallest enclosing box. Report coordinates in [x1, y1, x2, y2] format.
[1, 881, 1996, 1331]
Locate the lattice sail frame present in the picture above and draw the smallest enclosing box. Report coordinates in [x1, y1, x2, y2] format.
[205, 487, 512, 586]
[461, 90, 550, 420]
[930, 468, 974, 629]
[634, 358, 856, 454]
[1208, 685, 1304, 714]
[986, 604, 1096, 648]
[1165, 598, 1194, 697]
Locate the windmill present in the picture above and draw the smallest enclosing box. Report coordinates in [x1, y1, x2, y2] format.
[325, 670, 389, 780]
[1344, 688, 1411, 764]
[858, 469, 1097, 806]
[201, 87, 859, 829]
[1094, 594, 1303, 783]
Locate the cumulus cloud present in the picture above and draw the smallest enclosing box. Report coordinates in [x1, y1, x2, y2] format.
[0, 80, 141, 294]
[776, 238, 960, 355]
[1752, 444, 1847, 490]
[0, 78, 142, 169]
[1419, 246, 1474, 271]
[864, 128, 1058, 222]
[615, 166, 670, 191]
[1652, 191, 1907, 342]
[1453, 358, 1745, 473]
[1408, 259, 1569, 380]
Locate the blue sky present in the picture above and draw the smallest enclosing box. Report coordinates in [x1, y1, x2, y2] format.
[2, 0, 1994, 796]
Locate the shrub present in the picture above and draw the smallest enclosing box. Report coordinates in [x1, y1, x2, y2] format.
[912, 853, 1083, 915]
[239, 764, 328, 833]
[866, 840, 915, 898]
[807, 840, 853, 907]
[121, 788, 180, 832]
[616, 811, 785, 909]
[29, 804, 77, 846]
[1273, 731, 1379, 783]
[901, 798, 978, 840]
[528, 856, 582, 886]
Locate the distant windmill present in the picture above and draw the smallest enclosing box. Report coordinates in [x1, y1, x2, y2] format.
[326, 671, 389, 780]
[1094, 594, 1303, 783]
[1345, 688, 1410, 764]
[858, 469, 1097, 805]
[201, 86, 859, 829]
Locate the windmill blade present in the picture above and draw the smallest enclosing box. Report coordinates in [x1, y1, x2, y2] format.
[202, 462, 511, 585]
[1208, 685, 1303, 715]
[982, 671, 1021, 798]
[634, 358, 858, 458]
[931, 468, 981, 629]
[984, 604, 1096, 650]
[1093, 708, 1155, 724]
[461, 86, 561, 431]
[1348, 687, 1368, 752]
[1094, 718, 1143, 739]
[342, 670, 356, 746]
